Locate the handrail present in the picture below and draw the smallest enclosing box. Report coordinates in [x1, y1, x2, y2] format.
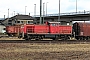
[32, 11, 90, 17]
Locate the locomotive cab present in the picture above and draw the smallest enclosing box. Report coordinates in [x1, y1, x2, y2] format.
[46, 21, 60, 25]
[48, 22, 60, 33]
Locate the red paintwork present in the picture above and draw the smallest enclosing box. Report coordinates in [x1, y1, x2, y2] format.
[75, 22, 90, 36]
[22, 24, 34, 34]
[6, 25, 21, 34]
[49, 23, 72, 34]
[22, 23, 72, 35]
[49, 24, 59, 33]
[34, 25, 49, 33]
[22, 24, 49, 34]
[59, 25, 72, 34]
[6, 22, 72, 35]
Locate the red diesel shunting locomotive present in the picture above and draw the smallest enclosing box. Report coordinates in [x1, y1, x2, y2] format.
[20, 22, 72, 40]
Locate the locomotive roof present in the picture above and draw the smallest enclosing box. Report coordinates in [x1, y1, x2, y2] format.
[48, 22, 60, 24]
[8, 15, 36, 20]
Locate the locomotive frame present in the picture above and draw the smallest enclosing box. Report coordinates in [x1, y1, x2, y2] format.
[20, 22, 72, 40]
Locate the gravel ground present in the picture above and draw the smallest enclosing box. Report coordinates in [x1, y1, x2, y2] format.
[0, 43, 90, 60]
[0, 37, 24, 40]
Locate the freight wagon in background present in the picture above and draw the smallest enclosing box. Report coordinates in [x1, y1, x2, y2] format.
[73, 22, 90, 40]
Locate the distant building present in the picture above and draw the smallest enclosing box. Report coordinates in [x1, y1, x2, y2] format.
[2, 14, 36, 26]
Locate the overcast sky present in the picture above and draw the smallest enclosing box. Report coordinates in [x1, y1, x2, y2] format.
[0, 0, 90, 18]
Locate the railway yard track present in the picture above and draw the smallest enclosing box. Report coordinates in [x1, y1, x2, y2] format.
[0, 38, 90, 44]
[0, 36, 90, 44]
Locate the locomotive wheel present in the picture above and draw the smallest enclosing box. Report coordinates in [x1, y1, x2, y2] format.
[52, 38, 59, 41]
[26, 38, 31, 40]
[82, 37, 86, 40]
[35, 38, 40, 40]
[25, 38, 29, 40]
[35, 36, 43, 40]
[86, 37, 89, 40]
[35, 37, 40, 40]
[18, 34, 22, 38]
[52, 38, 56, 40]
[25, 35, 30, 40]
[61, 38, 67, 40]
[76, 37, 80, 40]
[76, 38, 79, 40]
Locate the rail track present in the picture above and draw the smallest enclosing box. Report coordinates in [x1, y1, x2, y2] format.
[0, 36, 90, 44]
[0, 39, 90, 44]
